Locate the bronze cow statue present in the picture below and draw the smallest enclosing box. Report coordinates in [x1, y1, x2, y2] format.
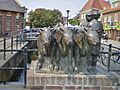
[37, 27, 52, 69]
[84, 27, 100, 73]
[50, 27, 64, 71]
[73, 27, 90, 73]
[36, 25, 100, 74]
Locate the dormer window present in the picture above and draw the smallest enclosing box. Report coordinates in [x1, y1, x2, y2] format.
[103, 7, 106, 10]
[112, 0, 120, 7]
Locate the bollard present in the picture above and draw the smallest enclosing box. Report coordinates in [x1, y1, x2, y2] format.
[108, 44, 112, 71]
[3, 38, 6, 60]
[23, 47, 27, 88]
[11, 36, 13, 54]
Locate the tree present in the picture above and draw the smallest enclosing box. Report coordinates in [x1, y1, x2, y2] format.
[28, 8, 63, 28]
[68, 19, 80, 26]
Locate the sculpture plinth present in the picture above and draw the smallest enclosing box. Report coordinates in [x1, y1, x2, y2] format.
[27, 61, 119, 90]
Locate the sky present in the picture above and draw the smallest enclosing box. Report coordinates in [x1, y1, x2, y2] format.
[19, 0, 87, 18]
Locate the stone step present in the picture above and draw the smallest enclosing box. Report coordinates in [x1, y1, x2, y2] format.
[27, 75, 119, 87]
[26, 85, 119, 90]
[26, 61, 120, 90]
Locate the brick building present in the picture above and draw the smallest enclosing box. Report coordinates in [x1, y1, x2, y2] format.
[102, 0, 120, 40]
[0, 0, 27, 37]
[79, 0, 111, 24]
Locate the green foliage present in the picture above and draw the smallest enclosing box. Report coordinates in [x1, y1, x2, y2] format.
[115, 22, 120, 30]
[28, 8, 63, 28]
[68, 19, 80, 26]
[104, 23, 111, 31]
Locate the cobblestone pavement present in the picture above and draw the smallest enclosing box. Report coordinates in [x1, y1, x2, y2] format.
[101, 39, 120, 48]
[0, 85, 30, 90]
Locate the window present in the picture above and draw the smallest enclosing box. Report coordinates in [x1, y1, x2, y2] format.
[83, 13, 86, 19]
[103, 7, 106, 10]
[22, 16, 26, 28]
[111, 22, 114, 26]
[104, 17, 107, 23]
[108, 16, 111, 22]
[108, 16, 111, 26]
[114, 14, 119, 22]
[0, 15, 2, 32]
[6, 16, 11, 31]
[16, 16, 19, 31]
[81, 14, 84, 19]
[112, 3, 117, 7]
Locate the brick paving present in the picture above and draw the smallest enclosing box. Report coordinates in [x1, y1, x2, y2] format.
[101, 39, 120, 48]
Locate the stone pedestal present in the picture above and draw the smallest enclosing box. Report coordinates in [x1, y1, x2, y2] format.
[26, 61, 120, 90]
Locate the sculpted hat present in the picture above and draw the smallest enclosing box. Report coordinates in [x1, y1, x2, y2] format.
[85, 11, 94, 22]
[93, 11, 100, 20]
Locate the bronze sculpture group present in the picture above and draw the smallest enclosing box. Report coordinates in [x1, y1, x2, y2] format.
[37, 11, 104, 74]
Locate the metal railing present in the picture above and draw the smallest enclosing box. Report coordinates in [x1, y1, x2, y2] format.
[0, 47, 38, 88]
[0, 36, 27, 60]
[100, 43, 120, 71]
[0, 34, 38, 87]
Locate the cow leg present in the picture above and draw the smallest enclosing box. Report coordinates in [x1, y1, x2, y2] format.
[74, 46, 79, 73]
[87, 54, 98, 74]
[50, 52, 55, 71]
[37, 53, 44, 69]
[91, 55, 98, 66]
[54, 49, 60, 71]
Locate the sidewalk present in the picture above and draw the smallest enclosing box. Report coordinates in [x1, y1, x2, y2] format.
[101, 39, 120, 48]
[0, 85, 30, 90]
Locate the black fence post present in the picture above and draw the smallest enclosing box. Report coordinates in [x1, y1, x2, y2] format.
[23, 47, 27, 88]
[108, 44, 112, 71]
[3, 38, 6, 60]
[20, 39, 21, 47]
[23, 33, 26, 45]
[11, 36, 13, 54]
[16, 36, 18, 49]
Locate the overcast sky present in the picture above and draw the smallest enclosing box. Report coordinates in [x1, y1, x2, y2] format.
[19, 0, 87, 18]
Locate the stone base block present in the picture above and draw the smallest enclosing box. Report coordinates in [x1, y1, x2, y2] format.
[27, 74, 119, 90]
[26, 61, 119, 90]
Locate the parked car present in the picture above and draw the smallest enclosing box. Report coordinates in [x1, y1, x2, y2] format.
[25, 29, 39, 38]
[21, 29, 30, 33]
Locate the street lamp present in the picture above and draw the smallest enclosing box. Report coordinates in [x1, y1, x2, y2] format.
[66, 10, 70, 26]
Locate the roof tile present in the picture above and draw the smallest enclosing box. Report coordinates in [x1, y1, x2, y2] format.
[80, 0, 111, 12]
[103, 6, 120, 14]
[0, 0, 25, 13]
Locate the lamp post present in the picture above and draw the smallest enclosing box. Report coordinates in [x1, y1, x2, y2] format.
[66, 10, 70, 26]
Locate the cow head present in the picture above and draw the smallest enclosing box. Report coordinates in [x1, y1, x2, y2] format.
[73, 28, 86, 49]
[52, 27, 64, 48]
[37, 27, 52, 56]
[84, 28, 100, 45]
[62, 27, 73, 46]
